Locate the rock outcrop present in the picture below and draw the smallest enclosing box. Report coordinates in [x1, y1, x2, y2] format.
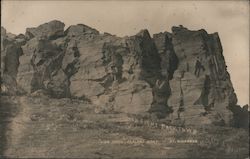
[1, 27, 25, 95]
[153, 26, 238, 126]
[1, 21, 247, 127]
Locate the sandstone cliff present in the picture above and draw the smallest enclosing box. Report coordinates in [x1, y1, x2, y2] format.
[0, 21, 248, 127]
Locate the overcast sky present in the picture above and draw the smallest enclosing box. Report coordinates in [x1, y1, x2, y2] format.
[1, 0, 249, 105]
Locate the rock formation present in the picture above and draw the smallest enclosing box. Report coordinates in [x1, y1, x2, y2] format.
[153, 26, 238, 126]
[1, 21, 248, 127]
[1, 27, 25, 95]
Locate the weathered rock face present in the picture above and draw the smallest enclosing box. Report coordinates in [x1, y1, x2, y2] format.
[67, 28, 162, 114]
[1, 21, 246, 127]
[1, 27, 25, 95]
[17, 36, 66, 97]
[153, 26, 238, 126]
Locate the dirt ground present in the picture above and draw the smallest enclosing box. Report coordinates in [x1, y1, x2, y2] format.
[0, 95, 248, 158]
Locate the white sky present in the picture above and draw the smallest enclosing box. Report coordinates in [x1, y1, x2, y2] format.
[1, 0, 249, 105]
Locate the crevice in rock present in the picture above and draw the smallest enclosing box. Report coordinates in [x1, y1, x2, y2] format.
[163, 33, 179, 80]
[63, 58, 80, 78]
[150, 32, 179, 118]
[194, 75, 210, 107]
[178, 71, 185, 115]
[135, 30, 162, 87]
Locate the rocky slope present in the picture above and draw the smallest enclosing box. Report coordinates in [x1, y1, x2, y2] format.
[1, 20, 248, 127]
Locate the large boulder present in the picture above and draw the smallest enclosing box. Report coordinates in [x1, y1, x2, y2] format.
[25, 20, 65, 39]
[17, 23, 68, 97]
[65, 24, 99, 37]
[17, 36, 67, 97]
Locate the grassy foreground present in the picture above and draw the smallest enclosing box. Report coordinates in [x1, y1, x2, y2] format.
[0, 95, 249, 158]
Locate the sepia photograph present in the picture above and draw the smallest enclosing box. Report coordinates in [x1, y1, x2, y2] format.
[0, 0, 249, 158]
